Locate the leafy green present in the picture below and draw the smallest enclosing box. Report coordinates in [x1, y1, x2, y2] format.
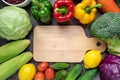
[0, 6, 32, 40]
[90, 12, 120, 54]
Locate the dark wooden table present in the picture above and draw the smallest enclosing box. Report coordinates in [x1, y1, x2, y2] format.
[0, 0, 120, 80]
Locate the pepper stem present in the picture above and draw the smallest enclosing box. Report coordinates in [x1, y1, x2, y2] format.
[85, 4, 102, 14]
[55, 6, 68, 15]
[32, 0, 42, 8]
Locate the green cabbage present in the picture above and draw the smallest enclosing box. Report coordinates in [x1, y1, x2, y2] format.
[0, 6, 32, 40]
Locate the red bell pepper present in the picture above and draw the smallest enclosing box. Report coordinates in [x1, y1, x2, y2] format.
[53, 0, 74, 22]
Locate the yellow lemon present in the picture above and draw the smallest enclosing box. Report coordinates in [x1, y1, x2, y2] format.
[18, 63, 36, 80]
[83, 50, 102, 69]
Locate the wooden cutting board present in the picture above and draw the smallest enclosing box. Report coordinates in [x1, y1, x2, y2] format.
[33, 26, 106, 62]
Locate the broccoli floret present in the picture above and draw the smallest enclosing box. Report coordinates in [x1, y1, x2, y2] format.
[90, 12, 120, 54]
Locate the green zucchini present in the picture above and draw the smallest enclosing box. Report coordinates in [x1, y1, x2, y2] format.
[77, 68, 98, 80]
[54, 70, 67, 80]
[0, 39, 30, 63]
[50, 62, 70, 70]
[0, 52, 32, 80]
[65, 64, 82, 80]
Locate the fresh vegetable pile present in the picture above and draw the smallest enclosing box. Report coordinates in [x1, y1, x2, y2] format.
[1, 0, 120, 80]
[34, 62, 55, 80]
[90, 12, 120, 80]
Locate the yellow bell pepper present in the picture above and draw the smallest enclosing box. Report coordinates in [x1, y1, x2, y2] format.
[74, 0, 102, 24]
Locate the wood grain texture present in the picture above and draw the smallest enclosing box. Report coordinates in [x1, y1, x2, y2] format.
[33, 26, 106, 62]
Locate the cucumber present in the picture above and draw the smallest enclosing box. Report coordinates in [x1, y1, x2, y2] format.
[50, 62, 70, 70]
[65, 64, 82, 80]
[77, 68, 98, 80]
[54, 70, 67, 80]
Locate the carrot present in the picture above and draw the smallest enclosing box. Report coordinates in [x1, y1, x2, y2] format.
[97, 0, 120, 12]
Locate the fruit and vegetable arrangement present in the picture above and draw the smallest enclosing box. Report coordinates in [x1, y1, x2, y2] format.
[0, 0, 120, 80]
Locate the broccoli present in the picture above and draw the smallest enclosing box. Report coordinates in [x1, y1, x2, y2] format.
[90, 12, 120, 54]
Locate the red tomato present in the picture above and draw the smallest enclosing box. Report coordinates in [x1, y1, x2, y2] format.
[38, 62, 49, 72]
[45, 68, 55, 80]
[34, 72, 45, 80]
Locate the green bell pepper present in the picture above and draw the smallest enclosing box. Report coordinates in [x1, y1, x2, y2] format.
[31, 0, 52, 24]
